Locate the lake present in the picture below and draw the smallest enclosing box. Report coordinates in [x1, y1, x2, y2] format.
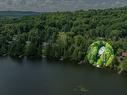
[0, 57, 127, 95]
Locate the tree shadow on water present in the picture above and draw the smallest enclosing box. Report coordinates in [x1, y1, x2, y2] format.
[9, 56, 24, 65]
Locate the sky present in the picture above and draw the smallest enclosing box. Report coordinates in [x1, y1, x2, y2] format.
[0, 0, 127, 12]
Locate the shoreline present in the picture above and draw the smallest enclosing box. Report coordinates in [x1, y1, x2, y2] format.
[0, 55, 125, 75]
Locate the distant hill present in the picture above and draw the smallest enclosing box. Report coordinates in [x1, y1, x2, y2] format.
[0, 11, 40, 17]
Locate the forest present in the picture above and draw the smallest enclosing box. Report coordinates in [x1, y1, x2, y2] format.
[0, 7, 127, 73]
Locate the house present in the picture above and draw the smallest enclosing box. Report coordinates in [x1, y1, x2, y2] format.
[117, 51, 127, 62]
[122, 52, 127, 57]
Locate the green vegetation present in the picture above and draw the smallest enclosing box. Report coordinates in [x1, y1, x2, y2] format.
[118, 57, 127, 73]
[87, 41, 114, 68]
[73, 85, 88, 94]
[0, 7, 127, 71]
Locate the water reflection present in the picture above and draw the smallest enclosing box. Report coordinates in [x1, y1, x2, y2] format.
[0, 57, 127, 95]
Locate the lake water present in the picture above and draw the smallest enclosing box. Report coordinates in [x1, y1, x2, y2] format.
[0, 57, 127, 95]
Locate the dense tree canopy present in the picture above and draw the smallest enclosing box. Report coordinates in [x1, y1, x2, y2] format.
[0, 7, 127, 69]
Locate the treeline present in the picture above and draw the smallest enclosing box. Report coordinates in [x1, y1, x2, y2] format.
[0, 7, 127, 69]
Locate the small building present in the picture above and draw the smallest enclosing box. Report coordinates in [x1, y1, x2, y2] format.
[117, 51, 127, 62]
[122, 52, 127, 57]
